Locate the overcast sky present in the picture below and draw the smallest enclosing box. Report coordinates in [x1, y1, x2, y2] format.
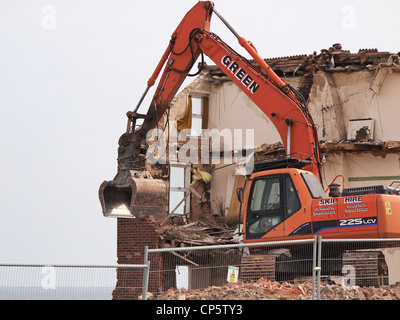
[1, 0, 399, 265]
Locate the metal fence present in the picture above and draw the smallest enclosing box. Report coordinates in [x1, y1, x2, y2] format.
[316, 238, 400, 300]
[145, 238, 318, 300]
[143, 237, 400, 300]
[0, 263, 148, 300]
[2, 237, 400, 300]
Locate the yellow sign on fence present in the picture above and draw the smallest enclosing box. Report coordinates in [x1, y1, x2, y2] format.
[227, 266, 239, 283]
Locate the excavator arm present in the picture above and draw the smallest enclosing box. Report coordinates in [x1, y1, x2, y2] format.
[99, 1, 322, 218]
[99, 1, 214, 218]
[195, 29, 321, 178]
[123, 2, 214, 152]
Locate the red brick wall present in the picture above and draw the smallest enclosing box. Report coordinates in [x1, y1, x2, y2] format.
[112, 216, 162, 300]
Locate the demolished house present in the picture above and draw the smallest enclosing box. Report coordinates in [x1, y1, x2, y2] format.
[154, 43, 400, 229]
[111, 44, 400, 299]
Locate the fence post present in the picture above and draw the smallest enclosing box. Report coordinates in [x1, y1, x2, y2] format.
[317, 236, 322, 300]
[312, 236, 317, 300]
[142, 245, 150, 300]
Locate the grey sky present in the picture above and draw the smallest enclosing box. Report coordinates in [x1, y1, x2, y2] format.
[0, 0, 399, 264]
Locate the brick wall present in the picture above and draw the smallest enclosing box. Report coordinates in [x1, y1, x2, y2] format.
[112, 216, 162, 300]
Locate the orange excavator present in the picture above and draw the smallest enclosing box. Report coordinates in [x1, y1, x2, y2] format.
[99, 1, 400, 284]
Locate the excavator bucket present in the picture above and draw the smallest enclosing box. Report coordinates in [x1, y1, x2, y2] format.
[99, 170, 167, 218]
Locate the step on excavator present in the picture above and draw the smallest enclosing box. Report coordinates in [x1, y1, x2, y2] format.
[99, 1, 400, 286]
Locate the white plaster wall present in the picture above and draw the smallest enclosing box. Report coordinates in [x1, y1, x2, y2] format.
[369, 72, 400, 141]
[209, 164, 236, 216]
[308, 69, 400, 143]
[382, 248, 400, 284]
[208, 82, 282, 149]
[323, 153, 400, 190]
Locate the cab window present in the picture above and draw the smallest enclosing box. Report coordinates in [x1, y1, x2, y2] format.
[250, 177, 280, 211]
[285, 175, 301, 217]
[246, 174, 301, 239]
[301, 173, 326, 199]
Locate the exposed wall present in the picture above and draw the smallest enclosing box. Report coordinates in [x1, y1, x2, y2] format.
[370, 71, 400, 141]
[150, 63, 400, 220]
[112, 217, 162, 300]
[308, 69, 400, 143]
[322, 153, 400, 189]
[208, 82, 281, 149]
[202, 67, 400, 218]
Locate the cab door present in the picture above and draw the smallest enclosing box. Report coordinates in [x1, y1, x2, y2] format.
[245, 174, 301, 240]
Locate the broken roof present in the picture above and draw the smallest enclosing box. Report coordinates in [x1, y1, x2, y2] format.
[201, 43, 396, 102]
[202, 43, 394, 80]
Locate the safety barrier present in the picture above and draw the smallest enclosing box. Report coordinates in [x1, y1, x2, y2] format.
[145, 238, 318, 300]
[0, 263, 149, 300]
[2, 237, 400, 300]
[143, 237, 400, 300]
[316, 238, 400, 300]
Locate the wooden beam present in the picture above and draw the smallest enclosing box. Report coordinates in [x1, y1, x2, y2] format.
[170, 251, 199, 267]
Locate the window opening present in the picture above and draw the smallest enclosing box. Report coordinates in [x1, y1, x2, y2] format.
[169, 165, 191, 215]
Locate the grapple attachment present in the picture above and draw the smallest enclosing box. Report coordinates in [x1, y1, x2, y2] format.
[99, 170, 167, 218]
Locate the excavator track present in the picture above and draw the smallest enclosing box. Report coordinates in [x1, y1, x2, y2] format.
[240, 254, 279, 282]
[342, 250, 389, 287]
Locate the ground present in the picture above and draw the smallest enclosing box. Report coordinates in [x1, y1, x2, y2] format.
[145, 279, 400, 300]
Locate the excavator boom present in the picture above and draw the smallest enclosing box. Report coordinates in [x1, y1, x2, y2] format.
[195, 30, 321, 179]
[99, 1, 321, 218]
[99, 1, 214, 218]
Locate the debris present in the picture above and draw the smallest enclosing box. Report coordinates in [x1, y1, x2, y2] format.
[203, 43, 393, 103]
[191, 167, 212, 184]
[170, 251, 200, 267]
[147, 279, 400, 300]
[138, 292, 154, 300]
[159, 220, 236, 247]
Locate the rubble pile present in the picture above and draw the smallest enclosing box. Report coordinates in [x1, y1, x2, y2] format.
[320, 283, 400, 300]
[147, 279, 400, 300]
[159, 221, 237, 247]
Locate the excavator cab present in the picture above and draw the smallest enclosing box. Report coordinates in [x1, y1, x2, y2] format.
[241, 160, 329, 242]
[244, 172, 303, 240]
[99, 170, 167, 218]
